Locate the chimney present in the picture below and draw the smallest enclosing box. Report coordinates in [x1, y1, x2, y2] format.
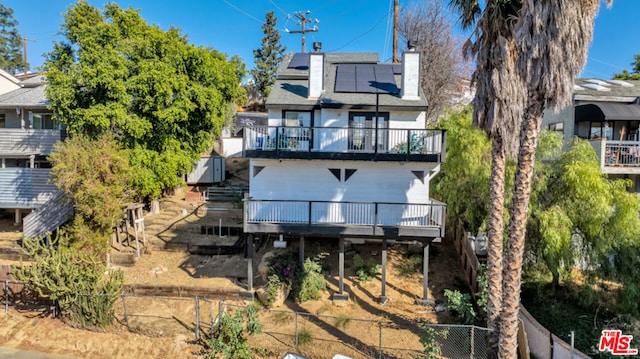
[308, 44, 324, 99]
[401, 40, 420, 100]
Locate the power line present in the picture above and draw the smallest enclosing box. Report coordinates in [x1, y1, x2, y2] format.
[221, 0, 263, 24]
[267, 0, 288, 16]
[285, 11, 319, 53]
[327, 11, 390, 53]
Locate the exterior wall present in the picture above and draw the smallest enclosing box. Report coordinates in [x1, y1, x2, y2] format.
[0, 129, 62, 156]
[0, 168, 57, 208]
[220, 137, 243, 157]
[542, 105, 574, 148]
[0, 73, 20, 95]
[249, 159, 436, 204]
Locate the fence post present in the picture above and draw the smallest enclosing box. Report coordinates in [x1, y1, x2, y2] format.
[210, 300, 214, 327]
[295, 311, 299, 351]
[378, 321, 383, 359]
[470, 326, 475, 358]
[5, 279, 8, 314]
[121, 295, 129, 327]
[195, 295, 200, 341]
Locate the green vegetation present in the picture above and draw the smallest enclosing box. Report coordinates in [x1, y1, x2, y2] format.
[45, 1, 246, 199]
[12, 232, 124, 328]
[251, 11, 286, 100]
[353, 254, 381, 283]
[265, 250, 327, 303]
[0, 5, 26, 74]
[443, 289, 476, 325]
[297, 327, 313, 346]
[335, 315, 351, 329]
[415, 321, 449, 359]
[208, 307, 262, 359]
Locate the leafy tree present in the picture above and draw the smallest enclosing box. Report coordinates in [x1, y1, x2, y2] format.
[251, 11, 286, 102]
[0, 4, 25, 74]
[45, 1, 246, 199]
[49, 134, 132, 250]
[613, 54, 640, 80]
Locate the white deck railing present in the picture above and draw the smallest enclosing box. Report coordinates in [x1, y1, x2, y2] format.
[245, 199, 445, 229]
[604, 141, 640, 166]
[244, 126, 444, 156]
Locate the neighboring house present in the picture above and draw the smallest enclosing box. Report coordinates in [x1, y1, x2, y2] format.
[0, 74, 72, 238]
[217, 111, 268, 158]
[543, 78, 640, 192]
[242, 45, 446, 303]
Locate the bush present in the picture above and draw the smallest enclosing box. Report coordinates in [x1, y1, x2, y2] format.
[266, 250, 327, 303]
[444, 289, 476, 324]
[208, 307, 262, 359]
[416, 320, 449, 359]
[297, 254, 327, 302]
[12, 232, 123, 328]
[353, 254, 381, 283]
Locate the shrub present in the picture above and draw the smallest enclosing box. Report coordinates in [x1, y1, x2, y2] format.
[353, 254, 381, 283]
[297, 254, 327, 302]
[416, 321, 449, 359]
[208, 307, 262, 359]
[12, 232, 123, 328]
[444, 289, 476, 324]
[297, 327, 313, 346]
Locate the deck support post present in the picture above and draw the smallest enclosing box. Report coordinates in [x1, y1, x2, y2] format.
[240, 234, 255, 300]
[299, 235, 305, 268]
[14, 208, 21, 226]
[416, 241, 434, 306]
[379, 238, 388, 304]
[332, 236, 349, 303]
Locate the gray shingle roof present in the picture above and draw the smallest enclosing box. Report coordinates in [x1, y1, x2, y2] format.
[0, 85, 48, 108]
[267, 52, 428, 110]
[574, 78, 640, 99]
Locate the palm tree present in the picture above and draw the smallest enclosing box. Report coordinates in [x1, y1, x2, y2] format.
[449, 1, 524, 356]
[499, 0, 609, 356]
[451, 0, 610, 357]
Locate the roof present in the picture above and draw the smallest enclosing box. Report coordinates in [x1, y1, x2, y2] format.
[574, 78, 640, 101]
[0, 83, 48, 108]
[266, 52, 428, 111]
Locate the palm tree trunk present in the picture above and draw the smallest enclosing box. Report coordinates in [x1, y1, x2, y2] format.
[499, 97, 545, 358]
[487, 133, 506, 358]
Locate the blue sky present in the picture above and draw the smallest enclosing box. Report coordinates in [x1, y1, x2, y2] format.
[3, 0, 638, 80]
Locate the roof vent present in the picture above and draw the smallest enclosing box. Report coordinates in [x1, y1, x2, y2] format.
[313, 42, 322, 52]
[582, 83, 611, 92]
[607, 80, 634, 87]
[573, 84, 585, 91]
[585, 79, 611, 87]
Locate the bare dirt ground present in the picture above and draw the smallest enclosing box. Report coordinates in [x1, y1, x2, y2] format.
[0, 159, 468, 358]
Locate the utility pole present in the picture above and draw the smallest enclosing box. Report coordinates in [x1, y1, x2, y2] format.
[22, 36, 35, 78]
[285, 10, 319, 53]
[392, 0, 399, 63]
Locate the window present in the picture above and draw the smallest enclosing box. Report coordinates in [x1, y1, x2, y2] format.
[32, 113, 59, 129]
[548, 122, 564, 132]
[283, 111, 311, 127]
[589, 121, 612, 140]
[348, 112, 388, 151]
[0, 114, 5, 128]
[282, 111, 311, 150]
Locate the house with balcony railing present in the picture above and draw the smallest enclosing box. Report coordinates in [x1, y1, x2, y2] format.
[543, 78, 640, 192]
[0, 74, 72, 238]
[242, 43, 445, 304]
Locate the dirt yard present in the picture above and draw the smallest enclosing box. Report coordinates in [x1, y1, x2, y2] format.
[0, 159, 470, 358]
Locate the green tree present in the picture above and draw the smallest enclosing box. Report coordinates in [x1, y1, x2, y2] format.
[49, 134, 132, 250]
[251, 11, 286, 101]
[0, 4, 25, 74]
[613, 54, 640, 80]
[45, 1, 246, 198]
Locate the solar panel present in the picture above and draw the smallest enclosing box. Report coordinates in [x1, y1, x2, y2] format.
[287, 53, 309, 69]
[334, 63, 399, 93]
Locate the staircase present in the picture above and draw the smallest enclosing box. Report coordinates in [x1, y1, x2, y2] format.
[23, 191, 73, 239]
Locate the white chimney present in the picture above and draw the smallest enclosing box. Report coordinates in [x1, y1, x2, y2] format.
[401, 41, 420, 100]
[308, 50, 324, 99]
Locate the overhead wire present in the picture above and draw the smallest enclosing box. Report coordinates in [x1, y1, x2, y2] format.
[326, 10, 390, 53]
[221, 0, 263, 24]
[382, 0, 393, 61]
[267, 0, 288, 16]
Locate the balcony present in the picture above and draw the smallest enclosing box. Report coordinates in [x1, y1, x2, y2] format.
[0, 129, 63, 156]
[0, 168, 59, 208]
[591, 139, 640, 174]
[243, 126, 445, 162]
[244, 199, 445, 239]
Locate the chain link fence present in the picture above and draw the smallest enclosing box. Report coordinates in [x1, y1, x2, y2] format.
[3, 279, 490, 358]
